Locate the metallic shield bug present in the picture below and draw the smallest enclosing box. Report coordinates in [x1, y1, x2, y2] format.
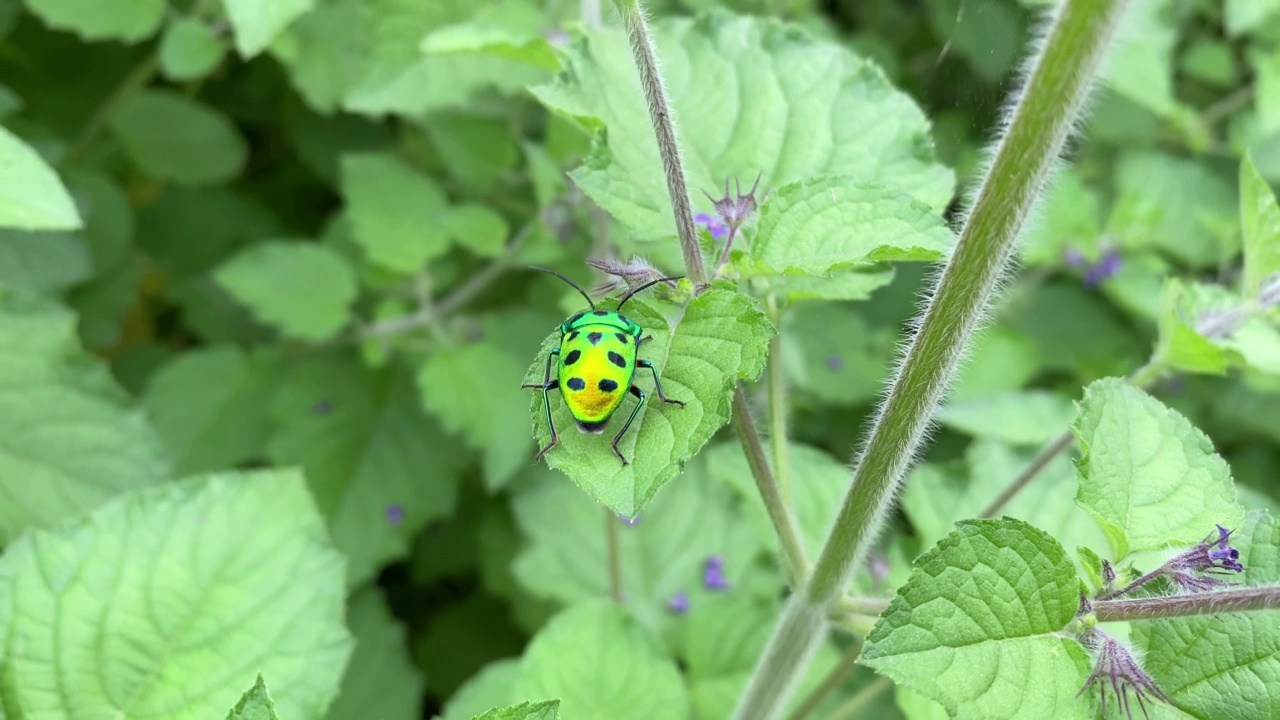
[521, 267, 685, 465]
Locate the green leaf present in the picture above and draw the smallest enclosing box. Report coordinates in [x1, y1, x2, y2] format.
[227, 675, 279, 720]
[1135, 510, 1280, 719]
[1252, 48, 1280, 137]
[532, 13, 953, 242]
[1105, 151, 1235, 268]
[473, 700, 560, 720]
[214, 241, 357, 341]
[0, 228, 91, 293]
[426, 115, 521, 194]
[268, 0, 364, 113]
[783, 302, 894, 406]
[511, 457, 765, 635]
[1154, 278, 1229, 375]
[924, 0, 1022, 82]
[340, 152, 450, 272]
[937, 390, 1076, 446]
[325, 586, 423, 720]
[523, 288, 773, 517]
[1240, 154, 1280, 297]
[1072, 379, 1243, 558]
[418, 341, 530, 490]
[268, 353, 466, 585]
[159, 18, 227, 81]
[420, 0, 559, 71]
[222, 0, 316, 57]
[0, 125, 81, 230]
[441, 659, 521, 720]
[1102, 0, 1182, 119]
[749, 176, 953, 276]
[1227, 0, 1280, 36]
[23, 0, 164, 42]
[0, 287, 169, 544]
[109, 90, 248, 186]
[861, 519, 1092, 720]
[754, 266, 896, 304]
[512, 600, 688, 719]
[1020, 169, 1101, 267]
[0, 469, 353, 719]
[444, 204, 509, 258]
[144, 346, 286, 475]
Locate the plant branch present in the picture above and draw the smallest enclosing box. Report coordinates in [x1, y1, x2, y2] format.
[824, 677, 893, 720]
[605, 506, 623, 603]
[784, 638, 863, 720]
[734, 2, 1129, 716]
[63, 54, 159, 166]
[1095, 585, 1280, 622]
[611, 0, 708, 286]
[733, 386, 809, 587]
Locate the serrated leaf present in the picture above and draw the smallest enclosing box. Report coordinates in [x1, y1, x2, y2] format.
[474, 700, 560, 720]
[0, 287, 169, 544]
[511, 457, 764, 636]
[325, 586, 423, 720]
[512, 600, 688, 719]
[214, 241, 357, 341]
[144, 346, 286, 475]
[0, 469, 353, 719]
[1154, 278, 1230, 376]
[268, 353, 466, 585]
[1072, 379, 1243, 558]
[532, 13, 953, 243]
[159, 18, 227, 81]
[861, 518, 1092, 720]
[1136, 510, 1280, 720]
[523, 288, 773, 516]
[340, 152, 450, 272]
[227, 675, 279, 720]
[441, 659, 521, 720]
[24, 0, 164, 42]
[0, 125, 81, 230]
[222, 0, 316, 57]
[418, 339, 529, 490]
[109, 90, 248, 186]
[749, 176, 953, 276]
[1240, 154, 1280, 297]
[937, 390, 1076, 446]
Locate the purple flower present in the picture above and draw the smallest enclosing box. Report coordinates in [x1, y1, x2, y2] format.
[667, 590, 690, 614]
[703, 555, 729, 591]
[695, 212, 729, 241]
[1077, 630, 1171, 719]
[312, 399, 332, 415]
[1065, 247, 1123, 288]
[703, 174, 762, 233]
[385, 504, 404, 527]
[1167, 524, 1245, 575]
[617, 513, 641, 526]
[826, 355, 844, 372]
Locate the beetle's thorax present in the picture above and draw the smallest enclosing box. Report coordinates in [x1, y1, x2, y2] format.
[560, 309, 642, 336]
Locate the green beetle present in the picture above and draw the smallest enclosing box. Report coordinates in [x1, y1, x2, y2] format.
[522, 267, 685, 465]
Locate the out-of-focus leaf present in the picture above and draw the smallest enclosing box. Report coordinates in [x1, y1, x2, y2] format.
[24, 0, 164, 42]
[109, 91, 248, 186]
[159, 18, 227, 81]
[340, 152, 450, 272]
[0, 125, 81, 230]
[1240, 154, 1280, 296]
[214, 241, 357, 341]
[222, 0, 316, 57]
[325, 586, 423, 720]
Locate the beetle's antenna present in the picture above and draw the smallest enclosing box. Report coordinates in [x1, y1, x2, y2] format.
[530, 266, 595, 309]
[618, 276, 683, 310]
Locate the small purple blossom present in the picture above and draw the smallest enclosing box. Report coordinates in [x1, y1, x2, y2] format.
[1065, 247, 1123, 288]
[617, 513, 641, 526]
[385, 504, 404, 527]
[695, 212, 729, 241]
[1077, 631, 1170, 719]
[312, 399, 332, 415]
[667, 590, 690, 614]
[826, 355, 844, 372]
[1168, 524, 1245, 575]
[703, 174, 762, 233]
[703, 555, 730, 591]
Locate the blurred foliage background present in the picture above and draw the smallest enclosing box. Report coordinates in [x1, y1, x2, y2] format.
[2, 0, 1279, 717]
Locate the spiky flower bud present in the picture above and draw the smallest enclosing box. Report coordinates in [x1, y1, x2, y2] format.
[587, 256, 666, 296]
[702, 173, 762, 234]
[1077, 630, 1171, 719]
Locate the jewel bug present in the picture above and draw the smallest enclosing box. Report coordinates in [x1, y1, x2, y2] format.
[522, 267, 685, 465]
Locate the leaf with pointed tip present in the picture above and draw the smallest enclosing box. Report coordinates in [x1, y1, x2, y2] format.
[861, 519, 1092, 720]
[226, 675, 279, 720]
[474, 700, 560, 720]
[0, 125, 81, 230]
[325, 587, 423, 720]
[214, 242, 357, 341]
[1240, 154, 1280, 297]
[523, 288, 772, 517]
[222, 0, 316, 57]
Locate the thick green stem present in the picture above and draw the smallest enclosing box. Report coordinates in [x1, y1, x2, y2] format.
[766, 295, 792, 505]
[611, 0, 707, 286]
[734, 2, 1129, 717]
[784, 638, 862, 720]
[1095, 585, 1280, 622]
[732, 386, 808, 587]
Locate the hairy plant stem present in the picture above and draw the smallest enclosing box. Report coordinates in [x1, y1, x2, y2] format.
[733, 386, 808, 587]
[766, 295, 793, 505]
[784, 638, 863, 720]
[734, 2, 1128, 716]
[1094, 585, 1280, 622]
[605, 507, 623, 603]
[611, 0, 708, 286]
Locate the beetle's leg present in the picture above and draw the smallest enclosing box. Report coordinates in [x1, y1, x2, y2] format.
[523, 348, 561, 461]
[610, 385, 647, 465]
[637, 359, 684, 407]
[638, 335, 653, 347]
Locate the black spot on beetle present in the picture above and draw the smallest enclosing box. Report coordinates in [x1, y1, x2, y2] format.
[616, 333, 629, 344]
[593, 310, 610, 316]
[567, 377, 586, 391]
[564, 349, 581, 366]
[599, 378, 619, 392]
[567, 331, 579, 342]
[587, 332, 603, 345]
[608, 351, 627, 369]
[618, 315, 629, 325]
